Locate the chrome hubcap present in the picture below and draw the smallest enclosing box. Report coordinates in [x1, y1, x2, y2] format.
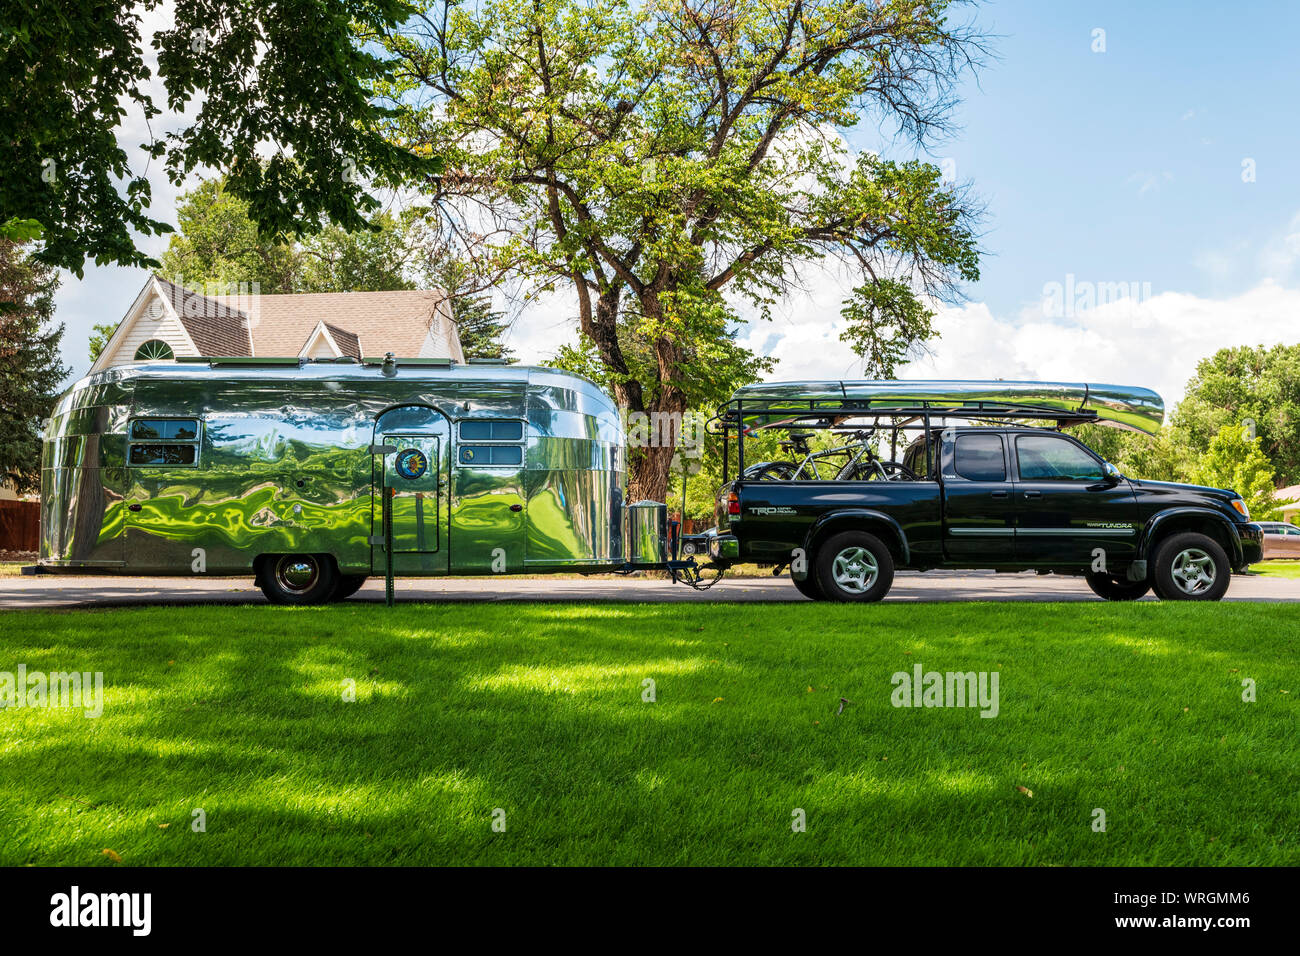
[831, 546, 879, 594]
[1171, 548, 1216, 595]
[276, 556, 319, 594]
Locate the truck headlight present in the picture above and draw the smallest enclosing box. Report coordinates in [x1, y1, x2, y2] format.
[1231, 498, 1250, 520]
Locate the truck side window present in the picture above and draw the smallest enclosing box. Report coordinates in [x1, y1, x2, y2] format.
[1016, 434, 1103, 481]
[128, 418, 200, 466]
[953, 433, 1005, 481]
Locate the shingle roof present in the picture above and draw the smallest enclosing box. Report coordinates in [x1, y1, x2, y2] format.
[154, 275, 252, 356]
[323, 322, 362, 359]
[148, 276, 460, 360]
[207, 288, 456, 359]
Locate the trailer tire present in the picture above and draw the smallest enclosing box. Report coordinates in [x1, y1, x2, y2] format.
[1150, 532, 1230, 601]
[333, 575, 368, 601]
[815, 531, 894, 602]
[257, 554, 339, 606]
[1085, 571, 1150, 601]
[791, 572, 823, 600]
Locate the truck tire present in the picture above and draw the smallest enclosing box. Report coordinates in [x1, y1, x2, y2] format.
[333, 574, 368, 601]
[1150, 532, 1230, 601]
[815, 531, 895, 602]
[1085, 572, 1150, 601]
[791, 573, 823, 600]
[257, 554, 339, 606]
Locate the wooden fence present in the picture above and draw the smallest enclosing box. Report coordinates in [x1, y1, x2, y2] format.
[0, 500, 39, 552]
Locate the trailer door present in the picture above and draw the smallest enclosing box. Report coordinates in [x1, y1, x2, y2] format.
[372, 406, 451, 574]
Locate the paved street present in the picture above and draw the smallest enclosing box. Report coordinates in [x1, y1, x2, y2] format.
[2, 569, 1297, 608]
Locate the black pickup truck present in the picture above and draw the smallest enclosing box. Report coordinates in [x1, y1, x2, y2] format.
[708, 425, 1264, 602]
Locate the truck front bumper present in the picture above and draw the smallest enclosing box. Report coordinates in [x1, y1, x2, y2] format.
[1236, 522, 1264, 569]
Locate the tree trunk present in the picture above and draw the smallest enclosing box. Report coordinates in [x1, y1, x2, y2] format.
[625, 288, 688, 503]
[578, 276, 692, 505]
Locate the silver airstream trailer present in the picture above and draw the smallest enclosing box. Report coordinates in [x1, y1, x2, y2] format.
[38, 356, 633, 603]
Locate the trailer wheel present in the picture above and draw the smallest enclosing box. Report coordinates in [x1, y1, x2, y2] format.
[791, 572, 823, 600]
[257, 554, 339, 606]
[815, 531, 894, 602]
[1084, 571, 1150, 601]
[1150, 532, 1230, 601]
[333, 575, 368, 601]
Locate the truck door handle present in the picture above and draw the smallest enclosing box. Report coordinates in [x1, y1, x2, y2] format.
[990, 490, 1008, 499]
[1023, 490, 1042, 499]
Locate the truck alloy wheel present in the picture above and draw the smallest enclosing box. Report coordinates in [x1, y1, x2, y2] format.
[815, 531, 895, 602]
[258, 554, 339, 606]
[832, 547, 879, 592]
[1151, 532, 1230, 601]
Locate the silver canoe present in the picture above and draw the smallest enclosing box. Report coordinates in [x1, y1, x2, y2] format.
[724, 379, 1165, 435]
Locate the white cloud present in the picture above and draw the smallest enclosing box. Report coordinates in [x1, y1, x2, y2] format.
[903, 281, 1300, 411]
[505, 262, 1300, 417]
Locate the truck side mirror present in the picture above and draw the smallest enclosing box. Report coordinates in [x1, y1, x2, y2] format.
[1102, 461, 1122, 483]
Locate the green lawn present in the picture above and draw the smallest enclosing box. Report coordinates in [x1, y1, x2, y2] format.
[1253, 560, 1300, 579]
[0, 602, 1297, 866]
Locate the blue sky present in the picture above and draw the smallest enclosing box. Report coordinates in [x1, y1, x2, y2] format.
[893, 0, 1300, 314]
[53, 0, 1300, 407]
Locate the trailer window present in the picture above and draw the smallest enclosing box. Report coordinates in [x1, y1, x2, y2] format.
[460, 420, 523, 441]
[128, 418, 200, 467]
[129, 444, 197, 466]
[460, 445, 522, 466]
[131, 419, 198, 441]
[953, 434, 1005, 481]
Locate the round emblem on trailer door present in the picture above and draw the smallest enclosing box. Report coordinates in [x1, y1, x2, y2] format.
[394, 448, 428, 480]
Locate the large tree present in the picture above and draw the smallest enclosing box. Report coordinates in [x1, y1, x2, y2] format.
[1194, 423, 1286, 521]
[159, 178, 303, 294]
[374, 0, 985, 499]
[1, 1, 437, 274]
[1172, 344, 1300, 487]
[0, 241, 68, 493]
[159, 177, 418, 295]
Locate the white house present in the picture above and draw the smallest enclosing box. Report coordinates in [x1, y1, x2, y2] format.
[91, 275, 465, 371]
[1276, 484, 1300, 524]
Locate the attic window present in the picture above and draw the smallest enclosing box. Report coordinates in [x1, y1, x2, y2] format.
[134, 339, 174, 361]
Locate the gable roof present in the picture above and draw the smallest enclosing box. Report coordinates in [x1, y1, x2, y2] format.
[154, 276, 252, 356]
[299, 320, 363, 360]
[207, 288, 458, 360]
[323, 323, 362, 359]
[92, 275, 464, 371]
